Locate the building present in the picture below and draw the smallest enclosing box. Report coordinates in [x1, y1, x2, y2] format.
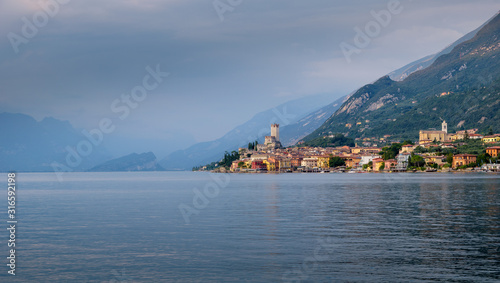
[456, 129, 478, 135]
[344, 156, 361, 168]
[400, 144, 415, 153]
[452, 154, 477, 168]
[483, 135, 500, 143]
[424, 155, 446, 166]
[278, 158, 292, 171]
[486, 146, 500, 157]
[291, 157, 303, 169]
[251, 160, 267, 171]
[419, 120, 450, 143]
[469, 134, 484, 140]
[271, 124, 279, 141]
[481, 163, 500, 171]
[372, 158, 385, 172]
[317, 156, 330, 169]
[264, 124, 283, 149]
[301, 158, 318, 169]
[384, 159, 397, 170]
[395, 153, 411, 171]
[360, 155, 381, 166]
[263, 159, 276, 171]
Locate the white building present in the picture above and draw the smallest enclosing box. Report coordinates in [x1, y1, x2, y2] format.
[301, 158, 318, 168]
[360, 155, 381, 166]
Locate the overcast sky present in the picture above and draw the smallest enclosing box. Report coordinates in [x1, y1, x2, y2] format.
[1, 0, 499, 156]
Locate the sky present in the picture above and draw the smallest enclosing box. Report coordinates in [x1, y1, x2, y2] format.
[0, 0, 499, 157]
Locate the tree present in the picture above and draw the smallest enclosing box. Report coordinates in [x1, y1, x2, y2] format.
[329, 156, 346, 168]
[477, 153, 491, 165]
[446, 153, 454, 164]
[379, 143, 403, 160]
[238, 161, 245, 168]
[410, 154, 425, 167]
[488, 127, 493, 136]
[402, 140, 414, 146]
[248, 142, 254, 150]
[379, 162, 385, 171]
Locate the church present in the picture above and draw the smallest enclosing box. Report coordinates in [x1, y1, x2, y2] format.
[419, 121, 450, 143]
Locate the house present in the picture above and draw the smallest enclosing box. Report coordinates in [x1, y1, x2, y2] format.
[384, 159, 397, 170]
[301, 158, 318, 169]
[263, 159, 276, 172]
[469, 134, 484, 140]
[452, 154, 477, 168]
[486, 146, 500, 157]
[372, 158, 385, 172]
[360, 155, 381, 166]
[345, 156, 362, 168]
[481, 163, 500, 171]
[291, 157, 303, 169]
[231, 160, 240, 172]
[395, 153, 411, 171]
[279, 158, 292, 171]
[424, 155, 445, 166]
[400, 144, 415, 153]
[483, 135, 500, 143]
[251, 160, 267, 171]
[317, 156, 330, 169]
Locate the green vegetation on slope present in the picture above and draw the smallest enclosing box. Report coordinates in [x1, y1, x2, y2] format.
[305, 13, 500, 141]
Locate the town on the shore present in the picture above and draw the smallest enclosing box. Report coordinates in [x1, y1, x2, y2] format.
[197, 121, 500, 173]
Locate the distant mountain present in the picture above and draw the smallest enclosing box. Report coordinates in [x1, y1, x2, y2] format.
[159, 93, 344, 170]
[88, 152, 164, 172]
[306, 11, 500, 141]
[0, 113, 110, 172]
[388, 12, 498, 81]
[279, 95, 347, 146]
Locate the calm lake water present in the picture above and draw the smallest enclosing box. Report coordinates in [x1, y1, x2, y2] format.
[2, 172, 499, 282]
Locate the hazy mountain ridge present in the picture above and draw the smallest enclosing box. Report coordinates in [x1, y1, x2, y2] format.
[88, 152, 164, 172]
[0, 113, 111, 172]
[159, 93, 344, 170]
[306, 12, 500, 141]
[278, 95, 346, 146]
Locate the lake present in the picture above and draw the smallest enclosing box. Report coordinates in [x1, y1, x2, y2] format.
[2, 172, 499, 282]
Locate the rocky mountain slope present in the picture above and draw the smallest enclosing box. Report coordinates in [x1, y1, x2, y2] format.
[307, 12, 500, 141]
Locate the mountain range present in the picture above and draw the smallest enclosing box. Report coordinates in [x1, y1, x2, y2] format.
[1, 12, 499, 172]
[306, 11, 500, 141]
[159, 93, 346, 170]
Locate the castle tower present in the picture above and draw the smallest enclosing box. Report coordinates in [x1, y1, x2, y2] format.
[271, 124, 280, 142]
[442, 120, 448, 133]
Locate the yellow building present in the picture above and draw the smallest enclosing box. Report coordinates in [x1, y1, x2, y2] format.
[317, 156, 330, 169]
[419, 121, 450, 143]
[483, 135, 500, 143]
[400, 145, 415, 153]
[278, 158, 292, 171]
[263, 159, 276, 171]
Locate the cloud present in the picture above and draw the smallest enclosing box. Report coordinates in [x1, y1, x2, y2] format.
[0, 0, 499, 151]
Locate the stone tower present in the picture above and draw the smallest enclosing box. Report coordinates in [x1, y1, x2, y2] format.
[442, 120, 448, 133]
[271, 124, 280, 142]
